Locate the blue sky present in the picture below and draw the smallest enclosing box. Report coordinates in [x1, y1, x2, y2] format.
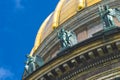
[0, 0, 59, 79]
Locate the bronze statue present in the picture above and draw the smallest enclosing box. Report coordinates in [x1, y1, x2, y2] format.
[58, 28, 70, 48]
[99, 5, 120, 30]
[25, 55, 44, 75]
[58, 28, 77, 49]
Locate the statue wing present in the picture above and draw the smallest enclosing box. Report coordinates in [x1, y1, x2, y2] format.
[35, 55, 44, 66]
[115, 8, 120, 22]
[69, 31, 78, 45]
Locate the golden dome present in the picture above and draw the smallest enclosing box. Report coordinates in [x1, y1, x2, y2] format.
[30, 0, 101, 56]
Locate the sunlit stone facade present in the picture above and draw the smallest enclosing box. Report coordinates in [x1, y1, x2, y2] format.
[22, 0, 120, 80]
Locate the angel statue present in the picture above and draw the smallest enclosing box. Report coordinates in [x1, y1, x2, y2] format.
[98, 5, 120, 30]
[25, 55, 44, 75]
[58, 28, 77, 49]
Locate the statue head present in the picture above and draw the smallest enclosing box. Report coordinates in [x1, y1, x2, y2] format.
[60, 28, 65, 33]
[104, 5, 109, 10]
[26, 54, 33, 59]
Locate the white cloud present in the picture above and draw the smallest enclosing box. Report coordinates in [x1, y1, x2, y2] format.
[0, 67, 14, 80]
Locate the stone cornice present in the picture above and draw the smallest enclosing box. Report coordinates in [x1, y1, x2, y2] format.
[23, 28, 120, 80]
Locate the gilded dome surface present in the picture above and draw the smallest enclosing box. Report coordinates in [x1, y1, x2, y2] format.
[30, 0, 101, 56]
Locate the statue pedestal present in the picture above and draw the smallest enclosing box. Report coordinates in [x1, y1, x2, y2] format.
[93, 26, 120, 37]
[103, 26, 117, 32]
